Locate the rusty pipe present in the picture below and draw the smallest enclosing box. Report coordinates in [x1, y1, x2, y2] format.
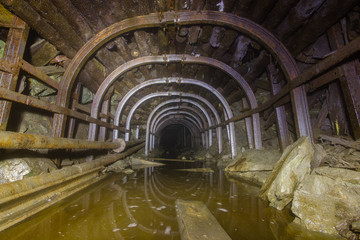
[0, 141, 144, 232]
[0, 141, 144, 203]
[0, 130, 125, 152]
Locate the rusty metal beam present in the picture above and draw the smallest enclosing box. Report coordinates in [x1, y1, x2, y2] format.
[53, 11, 309, 143]
[0, 86, 125, 131]
[0, 130, 125, 151]
[0, 59, 13, 73]
[0, 16, 29, 130]
[20, 60, 60, 90]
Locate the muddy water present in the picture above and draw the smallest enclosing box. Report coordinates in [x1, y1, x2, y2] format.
[0, 161, 340, 240]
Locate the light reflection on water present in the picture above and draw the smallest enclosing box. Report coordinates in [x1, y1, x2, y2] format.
[0, 162, 340, 240]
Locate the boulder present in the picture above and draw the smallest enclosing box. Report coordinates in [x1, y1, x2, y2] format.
[225, 149, 281, 172]
[0, 158, 57, 184]
[260, 137, 313, 210]
[291, 168, 360, 237]
[226, 171, 271, 186]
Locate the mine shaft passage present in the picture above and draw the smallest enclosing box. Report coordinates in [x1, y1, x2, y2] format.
[159, 124, 192, 159]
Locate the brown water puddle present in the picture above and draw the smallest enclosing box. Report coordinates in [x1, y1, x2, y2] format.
[0, 162, 341, 240]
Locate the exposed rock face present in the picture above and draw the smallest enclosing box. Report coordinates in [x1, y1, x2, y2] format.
[0, 158, 57, 184]
[260, 137, 313, 210]
[291, 167, 360, 237]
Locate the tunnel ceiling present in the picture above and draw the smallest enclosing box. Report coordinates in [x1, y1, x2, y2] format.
[1, 0, 359, 144]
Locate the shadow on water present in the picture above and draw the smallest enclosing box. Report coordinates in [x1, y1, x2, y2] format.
[0, 162, 342, 240]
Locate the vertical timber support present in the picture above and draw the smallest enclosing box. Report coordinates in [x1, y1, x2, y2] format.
[267, 64, 292, 151]
[328, 24, 360, 139]
[0, 16, 29, 130]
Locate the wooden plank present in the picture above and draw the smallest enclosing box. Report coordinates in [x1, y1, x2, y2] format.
[176, 199, 231, 240]
[314, 101, 328, 130]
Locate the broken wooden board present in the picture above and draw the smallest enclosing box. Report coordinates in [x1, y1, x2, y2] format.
[131, 159, 164, 169]
[175, 199, 231, 240]
[148, 158, 195, 163]
[176, 168, 214, 173]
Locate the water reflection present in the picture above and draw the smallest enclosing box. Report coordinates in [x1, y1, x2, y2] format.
[0, 163, 340, 240]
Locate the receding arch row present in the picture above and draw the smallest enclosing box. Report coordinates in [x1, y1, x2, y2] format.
[151, 110, 210, 150]
[112, 78, 233, 139]
[112, 78, 233, 154]
[147, 105, 211, 149]
[150, 107, 210, 150]
[155, 117, 202, 149]
[87, 56, 260, 153]
[153, 111, 204, 141]
[122, 91, 237, 158]
[144, 98, 223, 156]
[154, 117, 203, 149]
[53, 11, 311, 148]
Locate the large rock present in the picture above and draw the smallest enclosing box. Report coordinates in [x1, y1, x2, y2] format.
[291, 168, 360, 237]
[226, 171, 271, 186]
[224, 149, 280, 186]
[225, 149, 281, 172]
[0, 158, 57, 184]
[260, 137, 313, 210]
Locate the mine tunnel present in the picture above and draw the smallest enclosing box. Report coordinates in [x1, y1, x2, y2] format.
[0, 1, 360, 239]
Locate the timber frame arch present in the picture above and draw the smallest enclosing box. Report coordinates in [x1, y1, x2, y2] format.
[52, 10, 313, 156]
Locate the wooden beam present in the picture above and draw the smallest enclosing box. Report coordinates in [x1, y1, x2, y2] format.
[176, 200, 232, 240]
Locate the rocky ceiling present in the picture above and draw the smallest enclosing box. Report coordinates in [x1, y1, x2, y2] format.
[1, 0, 359, 140]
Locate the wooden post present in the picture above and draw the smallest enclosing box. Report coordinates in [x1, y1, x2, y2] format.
[267, 64, 292, 151]
[328, 23, 360, 139]
[0, 16, 29, 130]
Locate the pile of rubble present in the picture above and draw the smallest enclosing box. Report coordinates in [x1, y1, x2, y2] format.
[225, 136, 360, 239]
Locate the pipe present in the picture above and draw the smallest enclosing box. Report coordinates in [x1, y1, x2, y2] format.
[0, 130, 125, 152]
